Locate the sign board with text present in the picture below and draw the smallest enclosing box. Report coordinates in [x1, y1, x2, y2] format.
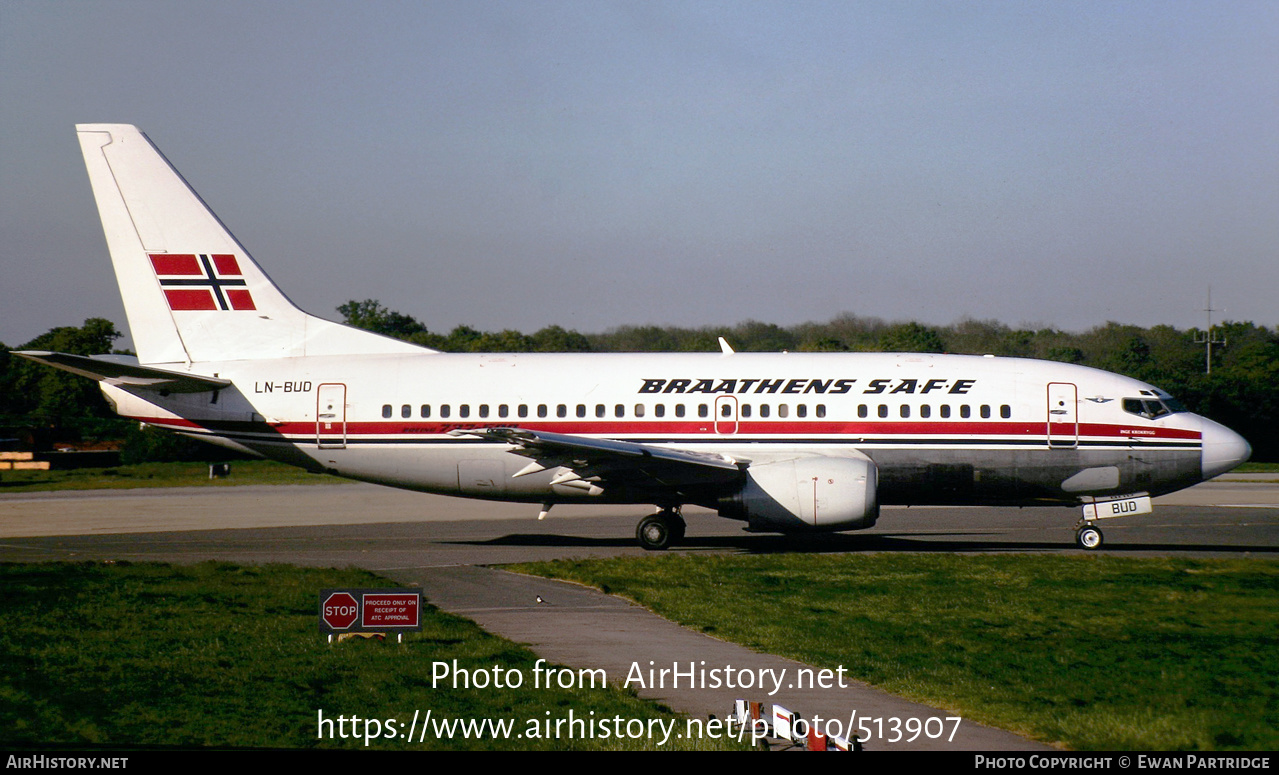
[319, 588, 422, 634]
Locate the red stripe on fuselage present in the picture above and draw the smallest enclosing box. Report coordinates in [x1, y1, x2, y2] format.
[133, 416, 1201, 442]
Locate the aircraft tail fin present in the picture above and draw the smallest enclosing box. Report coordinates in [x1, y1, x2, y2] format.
[75, 124, 433, 364]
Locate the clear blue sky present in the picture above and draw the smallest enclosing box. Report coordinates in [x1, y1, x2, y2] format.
[2, 0, 1276, 349]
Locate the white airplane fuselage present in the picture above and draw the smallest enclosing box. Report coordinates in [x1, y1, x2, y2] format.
[102, 349, 1239, 517]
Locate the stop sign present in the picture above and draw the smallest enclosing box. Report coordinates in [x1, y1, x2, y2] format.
[322, 592, 359, 630]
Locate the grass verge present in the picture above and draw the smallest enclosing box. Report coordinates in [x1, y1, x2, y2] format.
[1235, 462, 1279, 473]
[513, 553, 1279, 751]
[0, 562, 742, 750]
[0, 460, 341, 493]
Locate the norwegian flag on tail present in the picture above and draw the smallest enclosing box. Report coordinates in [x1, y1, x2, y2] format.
[149, 254, 256, 311]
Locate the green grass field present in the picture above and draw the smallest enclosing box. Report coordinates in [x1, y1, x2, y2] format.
[3, 555, 1276, 751]
[0, 460, 341, 493]
[514, 553, 1279, 751]
[0, 562, 743, 750]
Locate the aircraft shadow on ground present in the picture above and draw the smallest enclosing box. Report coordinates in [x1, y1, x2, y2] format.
[452, 532, 1278, 555]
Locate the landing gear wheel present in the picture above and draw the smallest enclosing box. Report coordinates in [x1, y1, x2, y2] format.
[637, 514, 672, 551]
[636, 511, 683, 551]
[1076, 525, 1104, 550]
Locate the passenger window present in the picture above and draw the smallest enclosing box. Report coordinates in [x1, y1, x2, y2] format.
[498, 404, 509, 418]
[616, 404, 625, 418]
[556, 404, 566, 418]
[980, 405, 991, 419]
[634, 404, 645, 418]
[941, 405, 951, 418]
[675, 404, 686, 418]
[576, 404, 586, 418]
[816, 404, 826, 418]
[655, 404, 665, 418]
[781, 404, 791, 418]
[698, 404, 709, 418]
[720, 403, 732, 417]
[920, 405, 930, 419]
[760, 404, 770, 418]
[441, 405, 451, 419]
[960, 405, 971, 419]
[382, 404, 392, 419]
[741, 404, 752, 418]
[518, 404, 528, 418]
[459, 405, 470, 418]
[596, 404, 606, 418]
[858, 405, 868, 418]
[420, 404, 431, 418]
[536, 404, 546, 418]
[479, 404, 490, 418]
[401, 404, 411, 419]
[878, 405, 888, 419]
[1001, 405, 1011, 419]
[900, 405, 910, 419]
[796, 404, 806, 418]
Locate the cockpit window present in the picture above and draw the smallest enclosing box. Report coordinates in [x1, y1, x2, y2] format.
[1123, 397, 1180, 420]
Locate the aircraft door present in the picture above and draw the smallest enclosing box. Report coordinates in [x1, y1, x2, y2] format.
[317, 383, 347, 449]
[1047, 382, 1078, 449]
[714, 395, 739, 434]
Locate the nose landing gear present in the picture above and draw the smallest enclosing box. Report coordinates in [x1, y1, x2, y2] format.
[1075, 522, 1104, 550]
[1073, 494, 1151, 550]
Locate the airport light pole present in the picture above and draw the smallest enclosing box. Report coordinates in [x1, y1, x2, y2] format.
[1193, 287, 1226, 375]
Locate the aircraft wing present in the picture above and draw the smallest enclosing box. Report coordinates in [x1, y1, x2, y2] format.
[452, 427, 746, 494]
[13, 351, 231, 393]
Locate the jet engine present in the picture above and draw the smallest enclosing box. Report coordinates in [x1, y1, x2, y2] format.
[718, 456, 879, 533]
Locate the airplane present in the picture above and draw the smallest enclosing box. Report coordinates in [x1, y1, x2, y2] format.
[17, 124, 1252, 551]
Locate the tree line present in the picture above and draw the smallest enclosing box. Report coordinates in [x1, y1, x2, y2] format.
[3, 301, 1276, 461]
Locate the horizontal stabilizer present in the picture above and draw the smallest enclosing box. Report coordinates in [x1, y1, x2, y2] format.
[13, 351, 231, 393]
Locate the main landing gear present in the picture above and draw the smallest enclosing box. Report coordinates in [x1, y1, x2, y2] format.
[636, 508, 686, 551]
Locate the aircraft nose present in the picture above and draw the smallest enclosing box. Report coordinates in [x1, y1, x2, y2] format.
[1199, 417, 1251, 480]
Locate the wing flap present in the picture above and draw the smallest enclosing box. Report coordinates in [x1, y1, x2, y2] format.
[451, 427, 746, 493]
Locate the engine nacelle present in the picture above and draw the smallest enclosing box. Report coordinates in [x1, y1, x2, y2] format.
[718, 456, 879, 533]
